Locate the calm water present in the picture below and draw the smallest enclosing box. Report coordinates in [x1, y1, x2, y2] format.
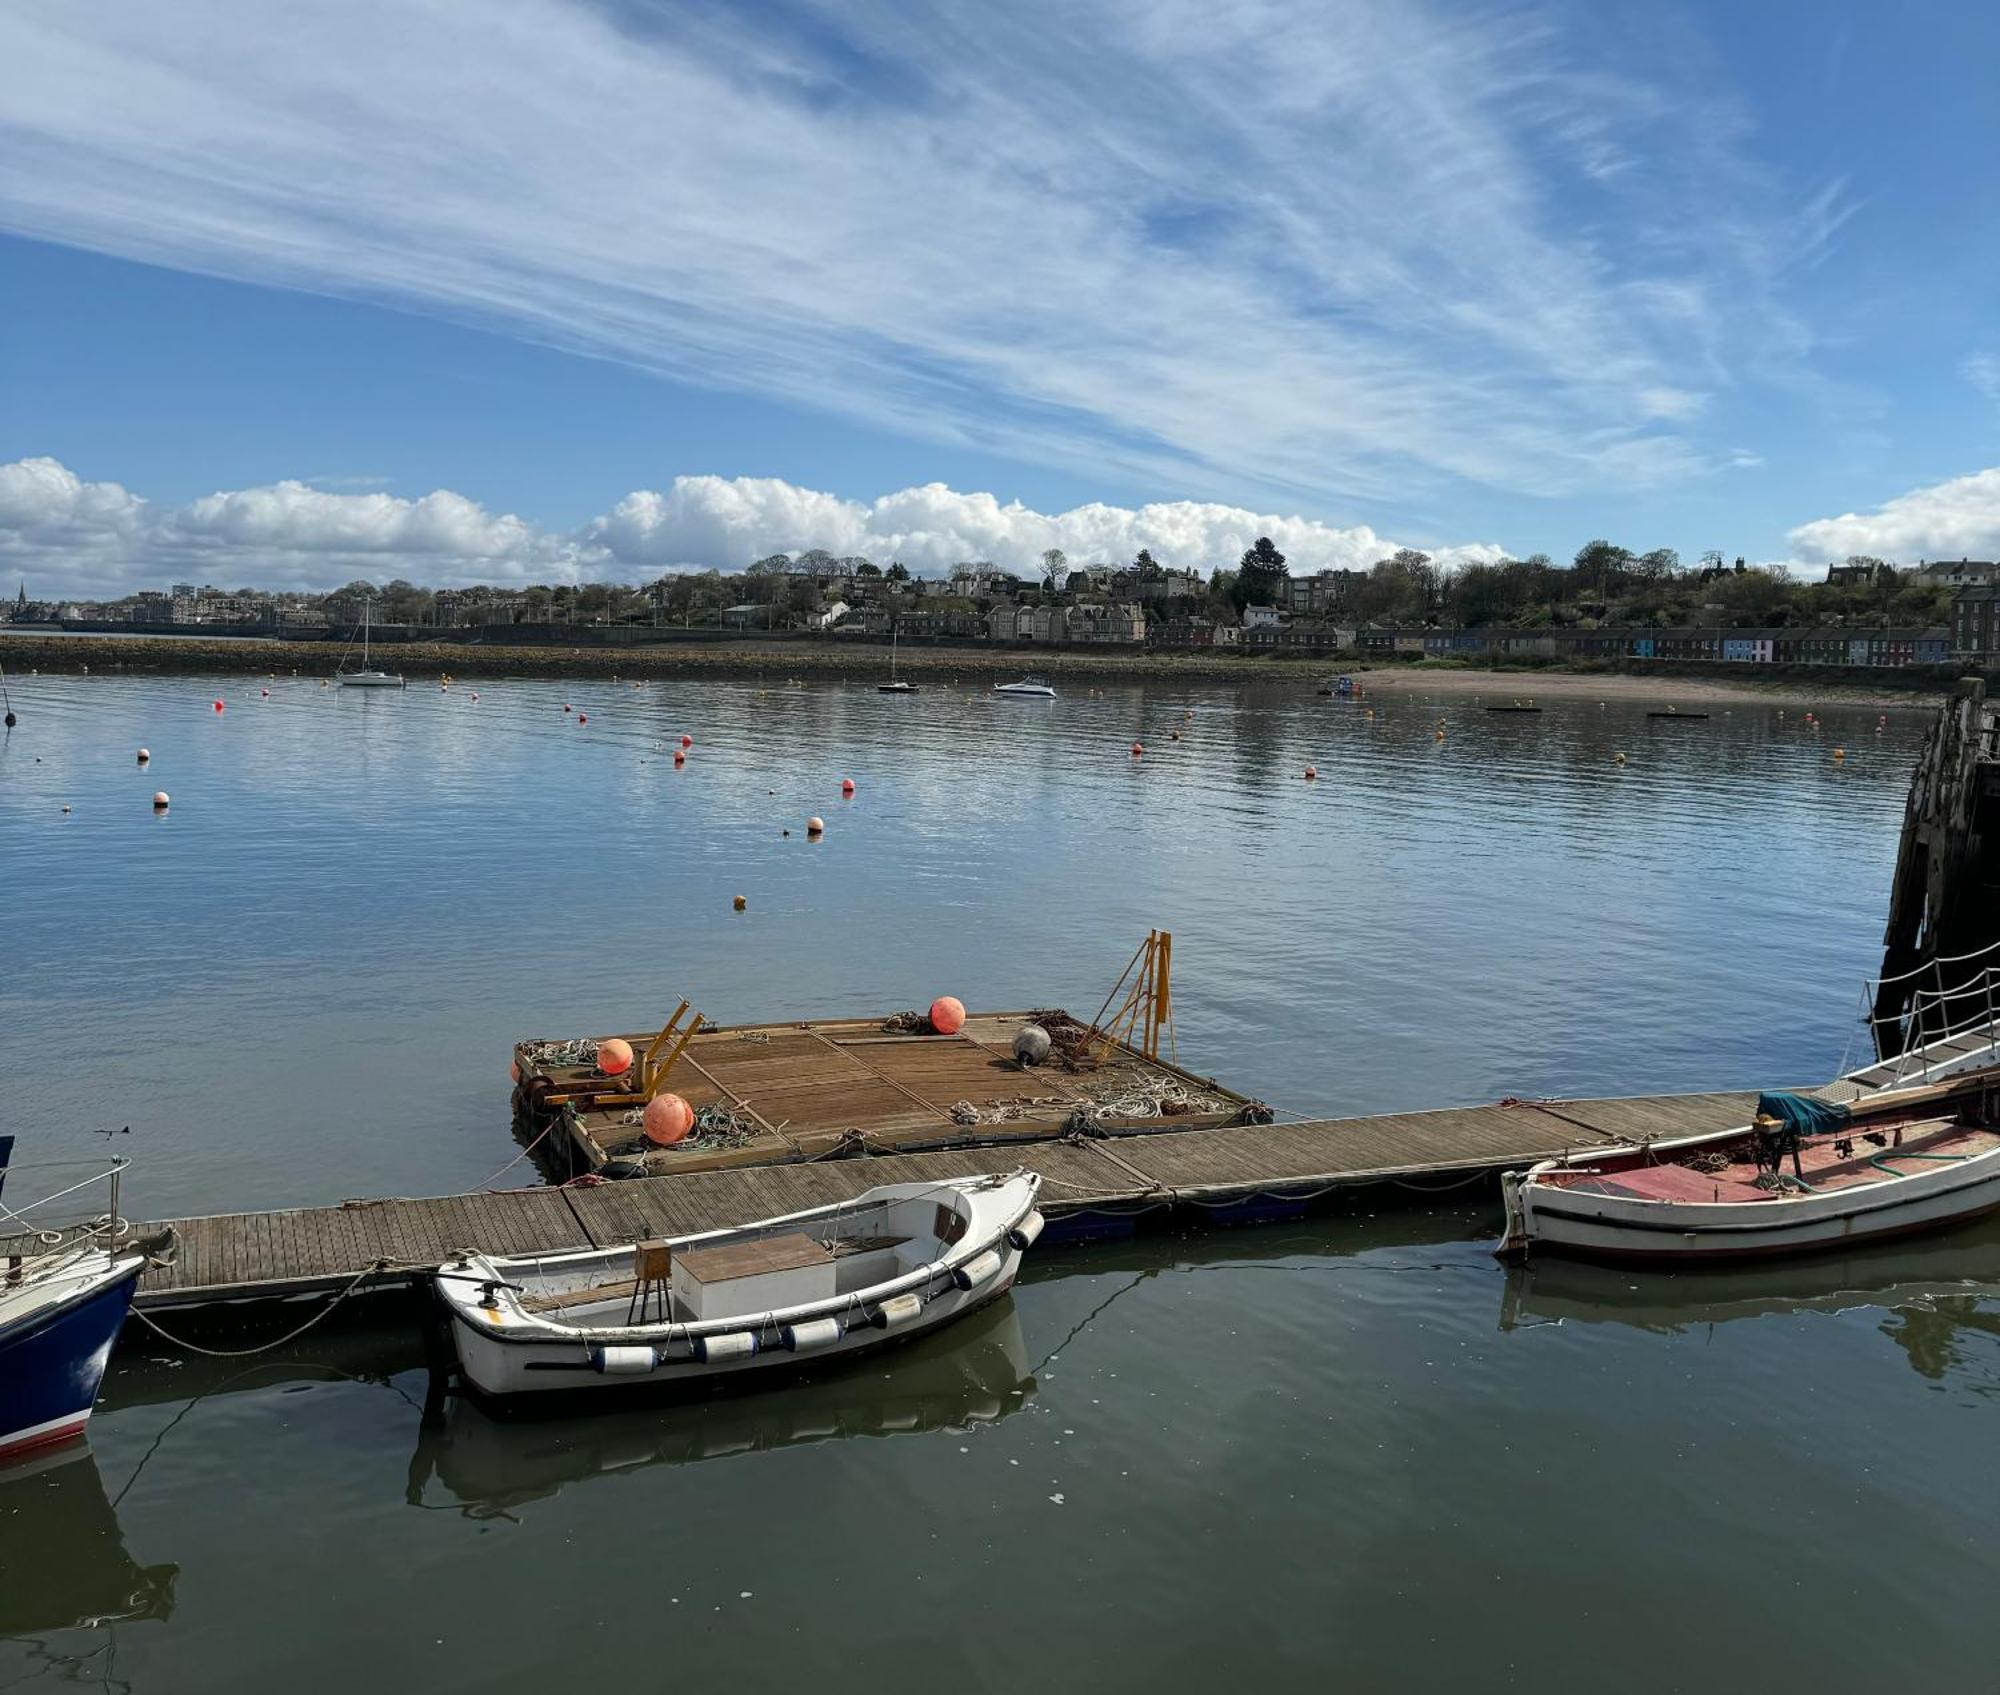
[5, 669, 1995, 1692]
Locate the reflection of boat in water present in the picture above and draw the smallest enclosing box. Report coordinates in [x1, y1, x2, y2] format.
[1499, 1220, 2000, 1380]
[0, 1441, 177, 1635]
[407, 1298, 1035, 1514]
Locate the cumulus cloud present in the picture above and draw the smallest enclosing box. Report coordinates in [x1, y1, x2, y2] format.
[0, 456, 1506, 598]
[0, 458, 580, 599]
[0, 0, 1819, 506]
[1788, 467, 2000, 563]
[587, 476, 1506, 577]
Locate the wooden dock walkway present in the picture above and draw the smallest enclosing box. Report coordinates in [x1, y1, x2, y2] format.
[6, 1087, 1767, 1310]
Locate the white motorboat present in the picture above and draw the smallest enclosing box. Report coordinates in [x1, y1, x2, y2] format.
[336, 595, 405, 688]
[436, 1171, 1043, 1397]
[994, 677, 1056, 698]
[1500, 1071, 2000, 1263]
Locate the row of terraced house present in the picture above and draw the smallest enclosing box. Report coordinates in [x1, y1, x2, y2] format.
[1218, 622, 1959, 667]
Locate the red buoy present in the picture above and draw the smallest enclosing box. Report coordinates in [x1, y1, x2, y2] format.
[596, 1038, 634, 1077]
[577, 713, 587, 725]
[673, 749, 686, 765]
[841, 778, 856, 795]
[212, 700, 224, 712]
[643, 1092, 695, 1146]
[1131, 742, 1143, 757]
[929, 995, 966, 1035]
[680, 734, 693, 749]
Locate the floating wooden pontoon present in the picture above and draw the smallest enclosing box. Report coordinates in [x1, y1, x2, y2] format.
[513, 1007, 1260, 1178]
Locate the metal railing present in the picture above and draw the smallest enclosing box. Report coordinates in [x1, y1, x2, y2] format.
[1841, 936, 2000, 1085]
[0, 1155, 127, 1254]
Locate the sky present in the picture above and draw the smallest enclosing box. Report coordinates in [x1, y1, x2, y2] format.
[2, 0, 1999, 598]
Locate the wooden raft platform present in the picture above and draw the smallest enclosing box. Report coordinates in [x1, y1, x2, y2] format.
[513, 1009, 1258, 1176]
[7, 1088, 1763, 1310]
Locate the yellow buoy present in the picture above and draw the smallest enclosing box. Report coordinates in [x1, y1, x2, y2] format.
[1833, 748, 1846, 761]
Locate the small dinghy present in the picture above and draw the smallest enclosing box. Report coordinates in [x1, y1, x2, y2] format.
[1501, 1079, 2000, 1263]
[994, 677, 1056, 698]
[436, 1171, 1043, 1397]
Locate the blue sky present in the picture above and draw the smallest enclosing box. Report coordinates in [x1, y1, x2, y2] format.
[2, 0, 1998, 594]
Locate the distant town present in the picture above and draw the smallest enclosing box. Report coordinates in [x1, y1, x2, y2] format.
[11, 540, 2000, 669]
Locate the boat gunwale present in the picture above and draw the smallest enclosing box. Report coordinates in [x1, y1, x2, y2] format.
[439, 1173, 1039, 1345]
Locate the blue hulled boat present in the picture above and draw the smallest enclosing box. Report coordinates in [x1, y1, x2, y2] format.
[0, 1149, 154, 1463]
[0, 1242, 147, 1461]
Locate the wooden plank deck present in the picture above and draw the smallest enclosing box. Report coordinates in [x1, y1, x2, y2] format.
[1, 1085, 1786, 1311]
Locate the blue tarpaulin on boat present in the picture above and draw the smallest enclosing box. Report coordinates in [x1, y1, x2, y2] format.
[1755, 1092, 1850, 1138]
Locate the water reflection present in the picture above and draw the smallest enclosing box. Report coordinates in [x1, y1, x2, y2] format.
[1500, 1226, 2000, 1389]
[405, 1298, 1035, 1516]
[0, 1441, 177, 1636]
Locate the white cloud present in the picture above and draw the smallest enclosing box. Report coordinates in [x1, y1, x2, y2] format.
[1965, 353, 2000, 405]
[0, 457, 1507, 597]
[0, 458, 581, 598]
[588, 475, 1506, 577]
[1788, 467, 2000, 563]
[0, 0, 1819, 506]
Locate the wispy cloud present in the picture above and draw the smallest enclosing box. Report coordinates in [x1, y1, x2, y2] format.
[0, 456, 1507, 599]
[0, 1, 1820, 510]
[1964, 352, 2000, 404]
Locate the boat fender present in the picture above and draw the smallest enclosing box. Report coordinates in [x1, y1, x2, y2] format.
[780, 1316, 844, 1352]
[600, 1159, 646, 1181]
[1006, 1210, 1045, 1253]
[692, 1330, 759, 1363]
[871, 1292, 925, 1330]
[589, 1344, 659, 1376]
[952, 1249, 1004, 1291]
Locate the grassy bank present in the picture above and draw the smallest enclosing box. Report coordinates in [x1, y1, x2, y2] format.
[0, 628, 1965, 706]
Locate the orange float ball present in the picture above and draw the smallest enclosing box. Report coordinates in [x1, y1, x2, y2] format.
[673, 749, 686, 764]
[596, 1037, 634, 1076]
[643, 1092, 696, 1145]
[841, 778, 856, 794]
[929, 995, 966, 1035]
[680, 734, 693, 748]
[1131, 742, 1143, 757]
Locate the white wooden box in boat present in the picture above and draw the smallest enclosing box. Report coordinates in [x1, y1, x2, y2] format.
[672, 1233, 836, 1320]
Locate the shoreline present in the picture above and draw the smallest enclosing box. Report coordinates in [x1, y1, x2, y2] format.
[0, 628, 1959, 708]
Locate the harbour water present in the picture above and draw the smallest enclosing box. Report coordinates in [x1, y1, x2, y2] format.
[4, 670, 1995, 1691]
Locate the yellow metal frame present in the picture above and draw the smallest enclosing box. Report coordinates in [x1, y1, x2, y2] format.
[1085, 930, 1176, 1062]
[642, 999, 703, 1096]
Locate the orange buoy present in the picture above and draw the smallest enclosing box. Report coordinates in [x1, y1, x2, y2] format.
[577, 713, 587, 725]
[733, 894, 747, 911]
[807, 815, 825, 834]
[643, 1092, 696, 1145]
[151, 791, 170, 809]
[841, 778, 856, 795]
[673, 749, 686, 765]
[1304, 765, 1317, 780]
[929, 995, 966, 1035]
[136, 748, 150, 763]
[596, 1037, 634, 1076]
[680, 734, 693, 749]
[1131, 742, 1143, 757]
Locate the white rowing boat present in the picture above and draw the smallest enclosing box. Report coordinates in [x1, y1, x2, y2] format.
[436, 1171, 1043, 1396]
[1500, 1071, 2000, 1263]
[994, 677, 1056, 698]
